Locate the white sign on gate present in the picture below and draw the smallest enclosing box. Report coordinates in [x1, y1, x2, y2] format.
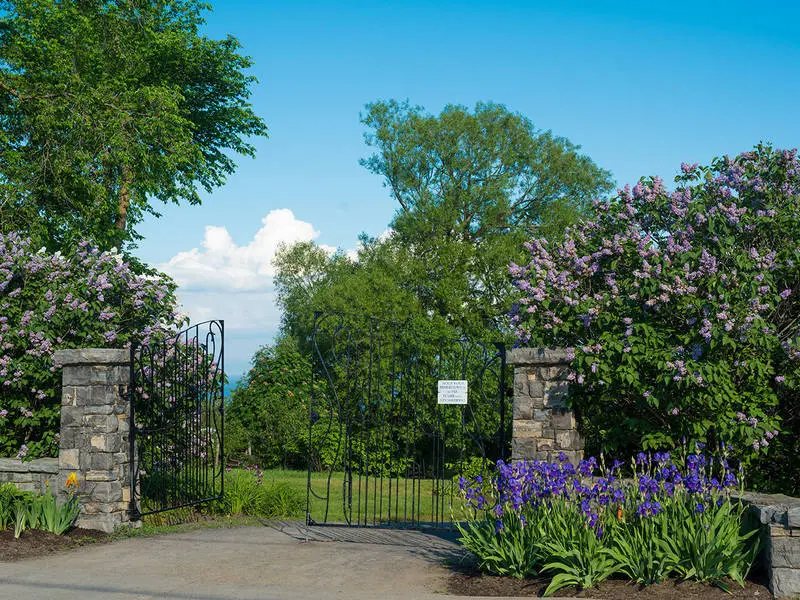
[437, 380, 468, 405]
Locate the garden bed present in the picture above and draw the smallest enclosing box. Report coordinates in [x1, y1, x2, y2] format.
[0, 527, 109, 561]
[447, 570, 772, 598]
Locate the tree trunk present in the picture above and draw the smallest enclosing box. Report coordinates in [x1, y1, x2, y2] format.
[115, 166, 133, 231]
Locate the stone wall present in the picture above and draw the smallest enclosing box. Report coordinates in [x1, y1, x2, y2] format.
[0, 457, 58, 494]
[738, 492, 800, 599]
[53, 348, 136, 533]
[507, 347, 583, 464]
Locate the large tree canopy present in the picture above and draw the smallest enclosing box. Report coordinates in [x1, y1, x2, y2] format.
[358, 100, 614, 335]
[0, 0, 267, 250]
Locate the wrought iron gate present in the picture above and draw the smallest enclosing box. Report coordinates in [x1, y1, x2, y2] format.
[306, 313, 510, 529]
[129, 321, 225, 519]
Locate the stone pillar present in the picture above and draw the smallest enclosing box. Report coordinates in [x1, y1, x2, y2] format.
[54, 349, 135, 533]
[507, 347, 583, 464]
[744, 494, 800, 599]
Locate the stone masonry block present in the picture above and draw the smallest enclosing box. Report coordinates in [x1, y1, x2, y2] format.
[59, 449, 80, 471]
[89, 453, 115, 471]
[514, 372, 529, 395]
[79, 451, 93, 471]
[506, 348, 572, 366]
[770, 536, 800, 569]
[85, 470, 116, 482]
[771, 566, 800, 599]
[61, 386, 78, 407]
[544, 366, 568, 380]
[556, 429, 584, 450]
[533, 409, 550, 423]
[58, 426, 86, 449]
[563, 450, 584, 464]
[544, 383, 569, 408]
[90, 481, 123, 503]
[528, 380, 544, 398]
[61, 366, 111, 387]
[60, 406, 80, 427]
[117, 415, 129, 434]
[513, 419, 543, 438]
[88, 384, 120, 406]
[552, 410, 576, 430]
[513, 398, 533, 420]
[76, 514, 121, 534]
[82, 414, 119, 434]
[90, 434, 122, 453]
[512, 437, 537, 460]
[789, 507, 800, 529]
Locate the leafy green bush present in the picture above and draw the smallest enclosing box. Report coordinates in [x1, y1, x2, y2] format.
[37, 490, 80, 535]
[216, 468, 304, 518]
[510, 145, 800, 474]
[0, 482, 29, 529]
[261, 482, 304, 518]
[1, 481, 80, 537]
[0, 233, 181, 459]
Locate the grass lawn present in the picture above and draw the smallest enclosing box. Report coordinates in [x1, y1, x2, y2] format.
[260, 468, 463, 527]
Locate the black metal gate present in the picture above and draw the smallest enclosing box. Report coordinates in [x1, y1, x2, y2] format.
[306, 313, 510, 529]
[129, 320, 225, 519]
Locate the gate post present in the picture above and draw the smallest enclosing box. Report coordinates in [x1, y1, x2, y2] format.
[506, 348, 583, 464]
[54, 349, 137, 533]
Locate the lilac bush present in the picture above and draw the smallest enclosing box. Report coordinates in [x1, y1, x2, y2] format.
[509, 144, 800, 466]
[0, 233, 182, 459]
[457, 451, 759, 594]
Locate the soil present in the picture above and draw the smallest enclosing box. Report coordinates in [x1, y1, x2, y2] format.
[447, 569, 773, 599]
[0, 527, 109, 562]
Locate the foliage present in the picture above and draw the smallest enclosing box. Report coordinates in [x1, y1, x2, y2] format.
[0, 233, 182, 458]
[213, 467, 304, 518]
[273, 237, 425, 344]
[360, 100, 613, 337]
[0, 0, 267, 251]
[510, 145, 800, 472]
[274, 102, 612, 346]
[226, 337, 310, 469]
[0, 482, 28, 529]
[33, 488, 80, 535]
[457, 452, 759, 596]
[1, 475, 79, 537]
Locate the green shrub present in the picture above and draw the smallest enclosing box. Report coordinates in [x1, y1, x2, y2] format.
[0, 234, 181, 459]
[510, 145, 800, 474]
[261, 482, 304, 518]
[37, 490, 80, 535]
[0, 483, 29, 529]
[215, 469, 304, 519]
[1, 482, 79, 537]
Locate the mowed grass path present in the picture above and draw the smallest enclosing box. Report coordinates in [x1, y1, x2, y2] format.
[260, 469, 464, 526]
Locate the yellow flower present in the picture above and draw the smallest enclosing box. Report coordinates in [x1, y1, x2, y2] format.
[65, 472, 79, 488]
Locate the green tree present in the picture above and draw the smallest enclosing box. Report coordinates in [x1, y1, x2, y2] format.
[360, 100, 613, 336]
[0, 0, 267, 250]
[273, 235, 428, 347]
[226, 337, 310, 469]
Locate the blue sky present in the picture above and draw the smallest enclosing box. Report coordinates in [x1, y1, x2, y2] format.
[134, 1, 800, 378]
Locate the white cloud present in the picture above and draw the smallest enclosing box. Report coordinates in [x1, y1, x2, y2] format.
[157, 210, 389, 377]
[158, 209, 338, 376]
[161, 208, 335, 292]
